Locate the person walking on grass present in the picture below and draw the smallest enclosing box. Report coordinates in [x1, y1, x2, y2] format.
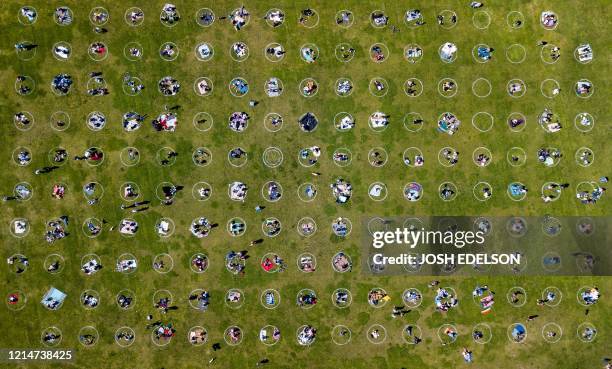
[256, 358, 269, 367]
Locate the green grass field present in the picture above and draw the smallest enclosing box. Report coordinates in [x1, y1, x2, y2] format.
[0, 1, 610, 368]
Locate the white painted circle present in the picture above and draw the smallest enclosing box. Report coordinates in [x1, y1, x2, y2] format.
[229, 41, 249, 62]
[297, 217, 317, 238]
[260, 289, 281, 309]
[332, 148, 352, 167]
[115, 327, 135, 347]
[404, 78, 423, 97]
[299, 9, 319, 28]
[472, 323, 493, 344]
[507, 79, 527, 98]
[507, 112, 527, 132]
[472, 10, 491, 30]
[228, 77, 249, 97]
[192, 147, 212, 167]
[437, 10, 458, 29]
[506, 43, 527, 64]
[438, 181, 458, 202]
[540, 78, 561, 98]
[124, 7, 144, 27]
[226, 217, 247, 237]
[193, 112, 213, 132]
[438, 78, 458, 98]
[295, 325, 316, 346]
[227, 148, 248, 168]
[472, 112, 494, 132]
[575, 79, 594, 98]
[89, 7, 109, 26]
[123, 42, 143, 61]
[472, 78, 492, 98]
[262, 147, 283, 168]
[473, 182, 493, 202]
[264, 112, 283, 132]
[472, 43, 492, 63]
[574, 112, 594, 133]
[9, 218, 30, 238]
[264, 42, 285, 62]
[402, 324, 423, 345]
[541, 287, 563, 307]
[77, 326, 99, 347]
[18, 6, 38, 25]
[299, 77, 319, 98]
[575, 147, 594, 167]
[159, 42, 179, 61]
[402, 288, 423, 308]
[331, 325, 351, 345]
[368, 182, 388, 201]
[576, 322, 597, 342]
[155, 218, 175, 238]
[15, 40, 37, 60]
[438, 147, 459, 167]
[507, 182, 528, 201]
[366, 324, 387, 344]
[403, 113, 424, 132]
[507, 147, 527, 166]
[335, 77, 354, 97]
[119, 147, 140, 167]
[507, 287, 527, 307]
[335, 10, 354, 28]
[540, 11, 559, 30]
[506, 11, 525, 29]
[297, 183, 317, 202]
[473, 147, 492, 167]
[369, 42, 390, 63]
[195, 8, 214, 27]
[335, 43, 355, 62]
[41, 326, 62, 347]
[540, 44, 561, 64]
[87, 41, 109, 61]
[368, 147, 388, 167]
[13, 111, 34, 131]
